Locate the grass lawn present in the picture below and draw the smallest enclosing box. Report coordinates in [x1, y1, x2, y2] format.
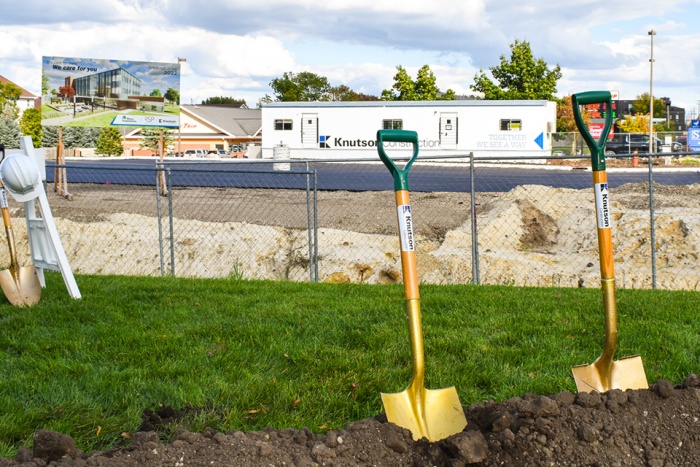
[0, 272, 698, 456]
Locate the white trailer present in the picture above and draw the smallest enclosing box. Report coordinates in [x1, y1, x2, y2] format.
[261, 100, 556, 160]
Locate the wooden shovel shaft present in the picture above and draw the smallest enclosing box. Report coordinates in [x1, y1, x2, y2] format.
[394, 190, 425, 386]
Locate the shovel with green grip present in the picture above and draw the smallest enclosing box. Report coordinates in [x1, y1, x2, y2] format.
[376, 129, 467, 441]
[570, 91, 648, 393]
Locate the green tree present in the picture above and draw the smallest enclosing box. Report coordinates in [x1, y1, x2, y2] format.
[632, 93, 665, 118]
[96, 127, 124, 157]
[471, 39, 562, 100]
[42, 125, 59, 148]
[269, 71, 331, 101]
[164, 88, 180, 105]
[0, 81, 22, 119]
[201, 96, 246, 106]
[325, 85, 379, 101]
[42, 74, 50, 96]
[381, 65, 455, 101]
[257, 94, 273, 108]
[61, 127, 99, 148]
[0, 115, 21, 148]
[19, 108, 42, 147]
[140, 128, 174, 154]
[150, 89, 162, 97]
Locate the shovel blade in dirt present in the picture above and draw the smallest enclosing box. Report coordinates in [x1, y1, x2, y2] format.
[0, 265, 41, 306]
[572, 355, 648, 393]
[382, 384, 466, 442]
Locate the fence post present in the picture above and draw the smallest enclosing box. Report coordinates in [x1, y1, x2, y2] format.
[305, 162, 314, 283]
[167, 168, 175, 277]
[155, 165, 166, 276]
[647, 156, 657, 289]
[313, 170, 319, 282]
[470, 154, 480, 285]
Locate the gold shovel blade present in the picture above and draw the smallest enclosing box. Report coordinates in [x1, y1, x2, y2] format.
[572, 355, 648, 393]
[382, 385, 467, 442]
[0, 266, 42, 307]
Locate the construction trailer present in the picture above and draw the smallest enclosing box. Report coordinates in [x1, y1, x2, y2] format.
[261, 100, 557, 160]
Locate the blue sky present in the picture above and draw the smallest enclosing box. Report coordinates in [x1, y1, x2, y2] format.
[1, 0, 699, 116]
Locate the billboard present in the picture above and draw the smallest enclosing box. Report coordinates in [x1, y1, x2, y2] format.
[689, 120, 700, 152]
[41, 56, 180, 128]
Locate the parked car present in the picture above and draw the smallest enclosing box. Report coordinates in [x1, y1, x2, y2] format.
[551, 150, 564, 157]
[676, 135, 687, 151]
[183, 149, 206, 157]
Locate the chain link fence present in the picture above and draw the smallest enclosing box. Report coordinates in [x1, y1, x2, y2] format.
[1, 150, 698, 291]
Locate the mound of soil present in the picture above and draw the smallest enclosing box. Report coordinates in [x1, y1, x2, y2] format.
[4, 375, 700, 466]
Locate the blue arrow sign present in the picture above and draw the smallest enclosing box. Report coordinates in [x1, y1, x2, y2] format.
[534, 132, 544, 149]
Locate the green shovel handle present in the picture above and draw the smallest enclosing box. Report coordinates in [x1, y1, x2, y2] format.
[571, 91, 613, 172]
[377, 130, 419, 191]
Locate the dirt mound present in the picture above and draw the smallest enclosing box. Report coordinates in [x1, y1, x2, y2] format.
[4, 375, 700, 466]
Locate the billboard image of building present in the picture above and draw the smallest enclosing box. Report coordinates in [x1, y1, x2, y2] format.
[42, 56, 180, 128]
[72, 67, 142, 100]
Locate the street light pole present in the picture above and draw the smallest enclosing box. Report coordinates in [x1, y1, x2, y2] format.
[648, 30, 656, 154]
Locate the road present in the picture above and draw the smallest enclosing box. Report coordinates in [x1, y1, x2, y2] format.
[45, 159, 700, 193]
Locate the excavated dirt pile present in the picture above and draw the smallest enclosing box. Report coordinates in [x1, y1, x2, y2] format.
[2, 375, 700, 466]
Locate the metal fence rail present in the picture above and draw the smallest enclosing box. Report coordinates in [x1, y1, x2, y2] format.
[1, 152, 697, 291]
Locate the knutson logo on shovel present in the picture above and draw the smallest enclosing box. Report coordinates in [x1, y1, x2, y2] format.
[595, 183, 611, 229]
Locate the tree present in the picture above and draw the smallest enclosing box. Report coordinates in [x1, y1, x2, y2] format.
[556, 95, 591, 133]
[201, 96, 246, 106]
[382, 66, 416, 100]
[96, 127, 124, 157]
[58, 85, 75, 101]
[269, 71, 331, 101]
[42, 74, 50, 96]
[0, 115, 20, 148]
[381, 65, 455, 101]
[42, 125, 59, 148]
[257, 94, 273, 109]
[617, 115, 649, 134]
[150, 89, 162, 97]
[0, 81, 22, 119]
[62, 127, 99, 148]
[139, 128, 174, 154]
[164, 88, 180, 105]
[19, 108, 42, 147]
[471, 39, 562, 100]
[632, 93, 665, 118]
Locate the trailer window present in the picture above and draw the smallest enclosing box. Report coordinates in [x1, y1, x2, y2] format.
[382, 119, 403, 130]
[500, 119, 522, 131]
[274, 119, 293, 131]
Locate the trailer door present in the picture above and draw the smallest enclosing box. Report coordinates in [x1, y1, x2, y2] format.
[440, 113, 458, 149]
[302, 114, 318, 148]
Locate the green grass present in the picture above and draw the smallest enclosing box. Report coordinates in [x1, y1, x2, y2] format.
[0, 272, 698, 457]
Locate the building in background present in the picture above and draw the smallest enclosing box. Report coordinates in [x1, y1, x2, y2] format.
[122, 104, 262, 156]
[0, 75, 40, 118]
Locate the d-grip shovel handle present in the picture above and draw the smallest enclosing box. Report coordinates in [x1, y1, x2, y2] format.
[571, 91, 613, 172]
[377, 130, 419, 191]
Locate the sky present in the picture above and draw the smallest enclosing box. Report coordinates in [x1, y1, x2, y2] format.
[1, 0, 699, 117]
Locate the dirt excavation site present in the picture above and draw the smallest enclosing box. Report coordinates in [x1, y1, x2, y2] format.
[2, 179, 700, 466]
